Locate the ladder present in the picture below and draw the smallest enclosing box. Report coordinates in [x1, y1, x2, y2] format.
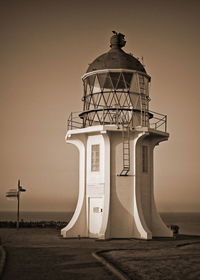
[138, 75, 147, 127]
[138, 74, 145, 93]
[119, 126, 130, 176]
[141, 96, 147, 126]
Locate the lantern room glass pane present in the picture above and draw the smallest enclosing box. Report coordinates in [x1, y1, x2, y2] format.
[88, 75, 95, 93]
[102, 73, 113, 90]
[122, 72, 133, 89]
[86, 82, 91, 94]
[116, 73, 125, 90]
[109, 72, 120, 89]
[129, 93, 141, 109]
[83, 79, 87, 93]
[98, 73, 107, 90]
[93, 75, 101, 93]
[85, 77, 94, 94]
[130, 73, 140, 93]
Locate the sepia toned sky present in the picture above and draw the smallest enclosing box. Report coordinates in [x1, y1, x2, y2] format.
[0, 0, 200, 213]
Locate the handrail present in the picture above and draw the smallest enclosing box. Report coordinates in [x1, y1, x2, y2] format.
[67, 109, 168, 132]
[67, 111, 83, 130]
[149, 110, 167, 132]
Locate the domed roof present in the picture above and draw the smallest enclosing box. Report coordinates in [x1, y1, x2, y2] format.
[87, 32, 146, 73]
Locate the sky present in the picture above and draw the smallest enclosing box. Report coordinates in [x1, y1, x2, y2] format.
[0, 0, 200, 213]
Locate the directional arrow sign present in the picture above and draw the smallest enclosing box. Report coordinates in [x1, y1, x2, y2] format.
[6, 189, 18, 198]
[19, 186, 26, 192]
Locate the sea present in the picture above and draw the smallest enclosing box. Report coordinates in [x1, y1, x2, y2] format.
[160, 212, 200, 236]
[0, 211, 199, 236]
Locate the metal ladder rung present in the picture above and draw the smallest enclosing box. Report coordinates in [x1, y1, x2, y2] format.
[119, 126, 130, 176]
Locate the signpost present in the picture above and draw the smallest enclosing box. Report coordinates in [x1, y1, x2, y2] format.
[6, 179, 26, 229]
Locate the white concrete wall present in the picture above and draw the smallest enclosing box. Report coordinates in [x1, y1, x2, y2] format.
[135, 133, 173, 238]
[109, 132, 136, 238]
[86, 133, 110, 239]
[136, 137, 152, 230]
[109, 129, 172, 239]
[61, 134, 87, 238]
[61, 126, 172, 239]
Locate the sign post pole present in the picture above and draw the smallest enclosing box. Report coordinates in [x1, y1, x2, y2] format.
[6, 180, 26, 229]
[17, 180, 20, 229]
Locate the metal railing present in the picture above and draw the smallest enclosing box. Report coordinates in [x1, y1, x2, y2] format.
[149, 110, 167, 132]
[67, 109, 167, 132]
[67, 112, 84, 130]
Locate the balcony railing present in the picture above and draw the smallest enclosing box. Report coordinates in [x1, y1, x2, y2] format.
[67, 112, 84, 130]
[149, 110, 167, 132]
[67, 109, 167, 132]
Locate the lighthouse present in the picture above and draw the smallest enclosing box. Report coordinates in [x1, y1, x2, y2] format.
[61, 32, 172, 239]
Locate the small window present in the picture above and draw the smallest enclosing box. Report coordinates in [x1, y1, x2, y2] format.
[142, 145, 148, 173]
[91, 144, 100, 172]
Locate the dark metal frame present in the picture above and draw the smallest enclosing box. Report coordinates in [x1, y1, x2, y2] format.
[67, 109, 167, 132]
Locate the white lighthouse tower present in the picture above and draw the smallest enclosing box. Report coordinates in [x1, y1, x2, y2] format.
[61, 32, 172, 239]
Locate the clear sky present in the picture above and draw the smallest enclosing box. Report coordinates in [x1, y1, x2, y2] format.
[0, 0, 199, 213]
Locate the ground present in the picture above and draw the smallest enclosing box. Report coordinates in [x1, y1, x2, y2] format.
[0, 228, 200, 280]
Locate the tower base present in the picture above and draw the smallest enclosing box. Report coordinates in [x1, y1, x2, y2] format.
[61, 125, 173, 240]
